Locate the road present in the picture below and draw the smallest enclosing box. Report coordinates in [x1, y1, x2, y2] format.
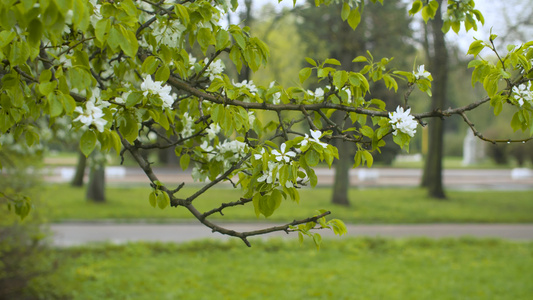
[50, 223, 533, 247]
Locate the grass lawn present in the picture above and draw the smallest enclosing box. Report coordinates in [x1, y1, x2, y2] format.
[41, 185, 533, 223]
[30, 238, 533, 299]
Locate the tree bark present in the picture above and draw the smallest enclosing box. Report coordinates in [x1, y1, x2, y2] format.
[71, 151, 86, 187]
[86, 164, 105, 202]
[331, 133, 352, 206]
[421, 0, 447, 199]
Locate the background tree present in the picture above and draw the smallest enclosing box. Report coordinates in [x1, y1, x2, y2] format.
[420, 0, 448, 199]
[297, 0, 416, 205]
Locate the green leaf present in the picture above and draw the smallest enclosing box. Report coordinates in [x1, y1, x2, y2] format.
[48, 93, 63, 117]
[141, 56, 158, 75]
[118, 25, 139, 58]
[215, 29, 230, 51]
[347, 8, 361, 30]
[362, 150, 373, 167]
[305, 57, 317, 67]
[324, 58, 341, 66]
[80, 130, 97, 157]
[197, 27, 212, 51]
[0, 30, 16, 48]
[333, 70, 348, 89]
[95, 18, 111, 43]
[180, 154, 190, 170]
[155, 65, 170, 82]
[259, 190, 282, 218]
[174, 4, 189, 25]
[467, 40, 485, 57]
[126, 91, 143, 108]
[27, 19, 43, 47]
[341, 3, 350, 21]
[299, 67, 312, 84]
[305, 150, 319, 167]
[231, 31, 246, 49]
[352, 56, 367, 63]
[157, 191, 170, 209]
[409, 0, 422, 15]
[149, 191, 157, 208]
[252, 193, 261, 217]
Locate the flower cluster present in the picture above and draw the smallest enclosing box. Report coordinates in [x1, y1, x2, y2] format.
[307, 88, 324, 103]
[300, 130, 328, 149]
[512, 82, 533, 107]
[216, 140, 247, 160]
[389, 106, 417, 137]
[74, 100, 107, 132]
[180, 113, 194, 137]
[204, 58, 225, 81]
[272, 143, 296, 163]
[233, 79, 258, 93]
[205, 123, 220, 140]
[141, 76, 174, 109]
[413, 65, 431, 80]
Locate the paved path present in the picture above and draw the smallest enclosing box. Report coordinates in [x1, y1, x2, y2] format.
[50, 223, 533, 246]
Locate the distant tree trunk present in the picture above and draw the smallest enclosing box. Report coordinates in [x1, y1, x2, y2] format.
[71, 151, 86, 187]
[86, 164, 105, 202]
[331, 130, 352, 206]
[237, 0, 253, 81]
[330, 9, 366, 206]
[421, 0, 447, 199]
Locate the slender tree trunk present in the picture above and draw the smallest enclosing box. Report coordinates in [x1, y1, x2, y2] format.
[330, 8, 366, 206]
[71, 151, 86, 187]
[86, 164, 105, 202]
[331, 132, 351, 206]
[421, 0, 447, 199]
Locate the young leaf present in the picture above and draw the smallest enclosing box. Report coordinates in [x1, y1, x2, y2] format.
[80, 130, 97, 157]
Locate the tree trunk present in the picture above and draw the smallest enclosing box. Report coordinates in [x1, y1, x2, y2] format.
[421, 0, 447, 199]
[331, 136, 351, 206]
[86, 164, 105, 202]
[71, 151, 86, 187]
[329, 9, 366, 206]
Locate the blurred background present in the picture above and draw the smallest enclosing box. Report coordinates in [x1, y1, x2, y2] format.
[1, 0, 532, 299]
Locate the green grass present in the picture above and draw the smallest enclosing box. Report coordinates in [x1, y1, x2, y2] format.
[42, 185, 533, 223]
[389, 156, 525, 169]
[30, 238, 533, 299]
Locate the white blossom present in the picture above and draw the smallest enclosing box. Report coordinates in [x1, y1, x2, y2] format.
[272, 143, 296, 163]
[248, 111, 256, 125]
[200, 141, 215, 160]
[74, 100, 107, 132]
[389, 106, 417, 137]
[204, 58, 225, 81]
[413, 65, 431, 80]
[271, 92, 281, 104]
[254, 148, 266, 160]
[300, 130, 328, 148]
[233, 79, 258, 93]
[512, 82, 533, 107]
[215, 140, 247, 162]
[257, 161, 279, 184]
[141, 76, 174, 109]
[180, 113, 194, 137]
[205, 123, 220, 140]
[114, 91, 130, 104]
